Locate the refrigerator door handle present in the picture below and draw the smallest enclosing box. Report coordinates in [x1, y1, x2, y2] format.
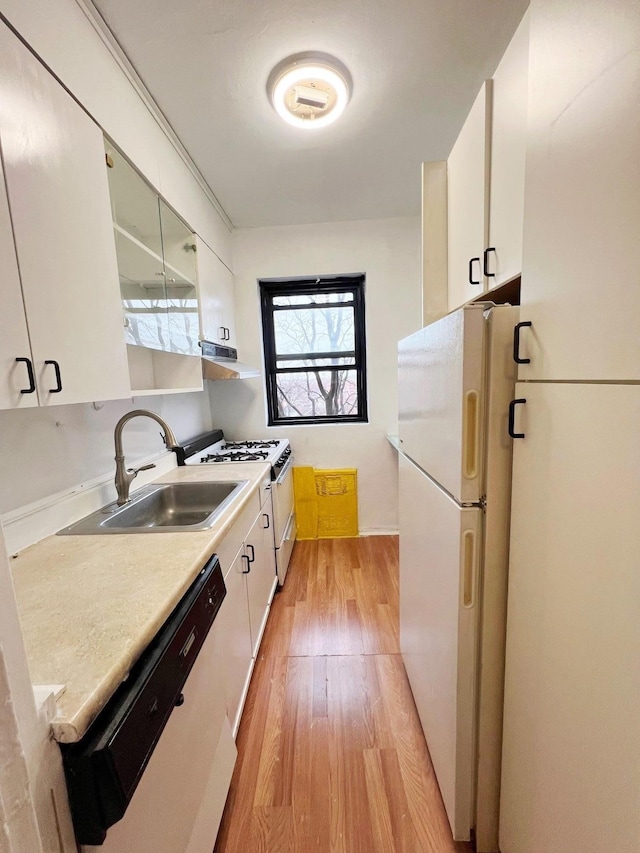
[462, 530, 477, 608]
[463, 390, 479, 479]
[508, 398, 527, 439]
[513, 321, 532, 364]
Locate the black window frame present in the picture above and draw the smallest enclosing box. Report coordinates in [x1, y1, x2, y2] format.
[259, 274, 368, 426]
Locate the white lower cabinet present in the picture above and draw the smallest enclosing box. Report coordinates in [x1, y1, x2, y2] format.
[500, 383, 640, 853]
[218, 546, 254, 736]
[216, 484, 276, 736]
[244, 509, 273, 656]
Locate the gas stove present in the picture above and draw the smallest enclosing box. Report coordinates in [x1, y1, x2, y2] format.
[174, 431, 292, 480]
[174, 429, 296, 587]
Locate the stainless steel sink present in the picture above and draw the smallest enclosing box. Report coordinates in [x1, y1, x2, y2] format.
[57, 481, 249, 535]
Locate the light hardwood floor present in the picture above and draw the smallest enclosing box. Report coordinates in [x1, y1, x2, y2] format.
[215, 537, 473, 853]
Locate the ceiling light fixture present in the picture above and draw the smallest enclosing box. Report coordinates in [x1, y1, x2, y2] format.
[267, 52, 352, 130]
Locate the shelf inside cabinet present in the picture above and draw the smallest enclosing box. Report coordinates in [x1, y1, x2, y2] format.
[113, 225, 195, 289]
[163, 257, 196, 288]
[114, 224, 164, 287]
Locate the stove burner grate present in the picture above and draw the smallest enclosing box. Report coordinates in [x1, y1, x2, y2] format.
[224, 440, 280, 449]
[200, 450, 270, 463]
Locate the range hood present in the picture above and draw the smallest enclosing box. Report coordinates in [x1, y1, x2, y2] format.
[200, 340, 261, 380]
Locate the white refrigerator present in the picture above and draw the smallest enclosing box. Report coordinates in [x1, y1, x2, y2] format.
[398, 302, 518, 852]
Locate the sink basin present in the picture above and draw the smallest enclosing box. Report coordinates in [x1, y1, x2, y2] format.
[57, 481, 249, 535]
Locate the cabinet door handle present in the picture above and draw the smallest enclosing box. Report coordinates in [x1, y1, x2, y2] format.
[468, 257, 481, 285]
[508, 398, 527, 439]
[15, 358, 36, 394]
[513, 321, 532, 364]
[263, 513, 270, 529]
[246, 543, 255, 563]
[44, 360, 62, 393]
[483, 247, 496, 278]
[241, 554, 251, 574]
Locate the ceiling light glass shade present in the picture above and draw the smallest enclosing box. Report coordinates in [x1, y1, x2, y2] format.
[268, 54, 352, 130]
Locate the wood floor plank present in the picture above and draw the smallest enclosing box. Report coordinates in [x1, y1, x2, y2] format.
[252, 656, 289, 808]
[379, 747, 422, 853]
[215, 537, 473, 853]
[363, 748, 396, 852]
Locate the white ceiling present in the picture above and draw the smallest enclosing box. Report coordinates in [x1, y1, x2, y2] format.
[90, 0, 529, 228]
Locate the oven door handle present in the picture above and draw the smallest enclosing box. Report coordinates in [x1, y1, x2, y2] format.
[275, 454, 294, 484]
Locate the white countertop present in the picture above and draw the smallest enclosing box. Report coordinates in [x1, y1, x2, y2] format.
[10, 463, 270, 743]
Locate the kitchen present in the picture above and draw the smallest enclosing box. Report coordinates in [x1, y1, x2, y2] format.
[0, 0, 639, 852]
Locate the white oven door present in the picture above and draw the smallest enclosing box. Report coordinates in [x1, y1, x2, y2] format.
[272, 456, 295, 585]
[275, 511, 296, 586]
[272, 456, 294, 546]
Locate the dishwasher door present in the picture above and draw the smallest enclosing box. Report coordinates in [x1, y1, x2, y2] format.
[83, 613, 236, 853]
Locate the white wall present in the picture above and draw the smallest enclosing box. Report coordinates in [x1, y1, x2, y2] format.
[207, 216, 422, 534]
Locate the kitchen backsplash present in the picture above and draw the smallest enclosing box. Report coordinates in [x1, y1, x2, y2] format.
[0, 391, 212, 515]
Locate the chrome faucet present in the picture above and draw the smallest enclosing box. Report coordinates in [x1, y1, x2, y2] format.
[114, 409, 179, 505]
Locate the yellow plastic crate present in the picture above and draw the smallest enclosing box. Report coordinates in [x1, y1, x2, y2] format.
[293, 467, 358, 539]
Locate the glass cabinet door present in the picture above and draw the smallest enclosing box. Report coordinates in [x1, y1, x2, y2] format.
[105, 143, 170, 351]
[159, 200, 199, 355]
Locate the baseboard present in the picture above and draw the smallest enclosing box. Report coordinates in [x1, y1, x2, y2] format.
[359, 528, 399, 537]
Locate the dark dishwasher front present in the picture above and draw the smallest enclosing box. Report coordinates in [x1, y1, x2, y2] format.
[61, 553, 226, 846]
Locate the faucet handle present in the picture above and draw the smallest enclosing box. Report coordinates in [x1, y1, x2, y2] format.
[127, 463, 156, 477]
[159, 430, 177, 448]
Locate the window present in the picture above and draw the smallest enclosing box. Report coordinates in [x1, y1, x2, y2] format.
[259, 275, 368, 426]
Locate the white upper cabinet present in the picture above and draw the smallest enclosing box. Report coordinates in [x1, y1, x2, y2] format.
[447, 83, 490, 311]
[446, 11, 530, 312]
[0, 152, 37, 411]
[106, 144, 200, 357]
[196, 237, 237, 348]
[516, 0, 640, 381]
[486, 10, 530, 287]
[0, 22, 131, 406]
